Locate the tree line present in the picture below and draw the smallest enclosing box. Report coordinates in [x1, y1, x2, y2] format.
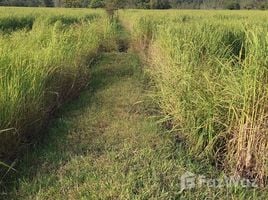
[0, 0, 267, 10]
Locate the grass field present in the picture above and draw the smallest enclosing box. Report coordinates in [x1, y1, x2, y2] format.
[0, 7, 268, 199]
[0, 7, 118, 159]
[120, 9, 268, 185]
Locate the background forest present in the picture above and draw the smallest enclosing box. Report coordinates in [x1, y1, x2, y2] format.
[0, 0, 267, 10]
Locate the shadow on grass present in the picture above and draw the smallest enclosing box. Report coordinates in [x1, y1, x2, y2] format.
[0, 52, 137, 196]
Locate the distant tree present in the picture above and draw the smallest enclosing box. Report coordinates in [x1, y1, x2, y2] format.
[63, 0, 82, 7]
[44, 0, 54, 6]
[105, 0, 125, 17]
[243, 2, 255, 9]
[81, 0, 90, 7]
[150, 0, 171, 9]
[224, 0, 240, 9]
[90, 0, 105, 7]
[158, 0, 171, 9]
[135, 0, 150, 8]
[54, 0, 63, 7]
[259, 2, 268, 10]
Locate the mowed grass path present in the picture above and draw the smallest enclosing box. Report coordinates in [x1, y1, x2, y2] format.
[5, 51, 266, 199]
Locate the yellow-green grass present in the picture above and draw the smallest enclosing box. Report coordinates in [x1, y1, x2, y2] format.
[120, 9, 268, 185]
[1, 7, 268, 189]
[7, 51, 268, 200]
[0, 7, 104, 33]
[0, 8, 118, 161]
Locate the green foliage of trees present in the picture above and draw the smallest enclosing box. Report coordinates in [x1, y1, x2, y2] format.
[44, 0, 54, 6]
[0, 0, 267, 10]
[150, 0, 171, 9]
[0, 0, 42, 6]
[63, 0, 82, 7]
[133, 0, 150, 9]
[259, 2, 268, 10]
[224, 0, 240, 9]
[90, 0, 104, 8]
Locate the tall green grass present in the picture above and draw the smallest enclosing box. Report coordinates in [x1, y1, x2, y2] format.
[0, 8, 118, 161]
[120, 10, 268, 185]
[0, 7, 103, 33]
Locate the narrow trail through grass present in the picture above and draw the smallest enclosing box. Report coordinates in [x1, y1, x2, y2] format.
[6, 51, 181, 199]
[4, 42, 266, 199]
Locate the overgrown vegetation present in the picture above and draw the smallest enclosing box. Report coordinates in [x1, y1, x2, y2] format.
[0, 8, 118, 165]
[0, 7, 267, 199]
[120, 10, 268, 186]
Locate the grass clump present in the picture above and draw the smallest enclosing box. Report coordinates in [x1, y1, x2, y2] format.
[120, 9, 268, 185]
[0, 9, 118, 164]
[0, 15, 35, 33]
